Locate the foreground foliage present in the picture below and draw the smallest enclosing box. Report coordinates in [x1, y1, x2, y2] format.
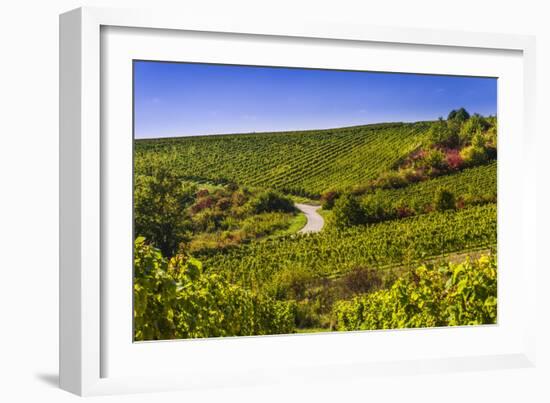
[333, 254, 497, 330]
[134, 237, 296, 340]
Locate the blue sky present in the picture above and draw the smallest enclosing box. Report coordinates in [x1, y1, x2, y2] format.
[134, 61, 497, 139]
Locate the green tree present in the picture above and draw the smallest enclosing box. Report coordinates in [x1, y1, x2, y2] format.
[134, 167, 195, 256]
[447, 107, 470, 123]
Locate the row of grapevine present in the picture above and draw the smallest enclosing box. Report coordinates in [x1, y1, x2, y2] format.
[134, 237, 296, 340]
[203, 203, 497, 290]
[135, 122, 432, 196]
[135, 234, 496, 338]
[333, 254, 497, 330]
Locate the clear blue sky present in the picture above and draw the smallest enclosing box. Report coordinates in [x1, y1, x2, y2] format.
[134, 61, 497, 139]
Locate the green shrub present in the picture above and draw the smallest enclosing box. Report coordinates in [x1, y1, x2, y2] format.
[471, 131, 487, 148]
[215, 197, 232, 211]
[400, 167, 424, 183]
[267, 265, 316, 300]
[375, 170, 409, 189]
[361, 196, 391, 224]
[427, 118, 459, 148]
[340, 266, 384, 295]
[434, 187, 456, 211]
[485, 127, 497, 159]
[191, 209, 223, 232]
[320, 189, 339, 210]
[460, 145, 487, 167]
[459, 114, 489, 145]
[251, 191, 295, 214]
[423, 148, 447, 170]
[231, 190, 248, 207]
[332, 194, 365, 228]
[295, 300, 322, 329]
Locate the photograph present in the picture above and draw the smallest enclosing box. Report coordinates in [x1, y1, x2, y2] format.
[132, 61, 498, 341]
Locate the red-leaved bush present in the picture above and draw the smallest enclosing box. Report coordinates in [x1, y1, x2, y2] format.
[190, 196, 214, 214]
[396, 205, 415, 218]
[196, 188, 210, 198]
[445, 149, 463, 170]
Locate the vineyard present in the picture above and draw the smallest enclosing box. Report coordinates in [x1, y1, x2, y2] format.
[135, 122, 430, 197]
[333, 254, 497, 331]
[134, 109, 498, 339]
[204, 203, 497, 288]
[358, 161, 496, 213]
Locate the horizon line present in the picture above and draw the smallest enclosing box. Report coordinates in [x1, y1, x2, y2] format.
[134, 113, 496, 141]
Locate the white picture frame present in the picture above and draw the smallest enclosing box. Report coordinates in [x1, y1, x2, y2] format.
[59, 6, 537, 396]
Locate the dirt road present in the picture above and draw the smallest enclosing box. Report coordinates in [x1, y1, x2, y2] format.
[295, 203, 324, 233]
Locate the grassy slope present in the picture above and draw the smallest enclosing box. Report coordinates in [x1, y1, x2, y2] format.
[135, 122, 431, 196]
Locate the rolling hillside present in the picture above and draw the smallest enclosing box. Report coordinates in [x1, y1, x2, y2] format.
[134, 111, 499, 338]
[135, 121, 431, 197]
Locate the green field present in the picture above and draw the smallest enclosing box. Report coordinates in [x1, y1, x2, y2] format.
[134, 111, 498, 340]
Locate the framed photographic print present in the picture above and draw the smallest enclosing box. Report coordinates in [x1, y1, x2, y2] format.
[60, 6, 537, 396]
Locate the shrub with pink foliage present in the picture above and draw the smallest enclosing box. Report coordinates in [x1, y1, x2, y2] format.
[445, 149, 463, 170]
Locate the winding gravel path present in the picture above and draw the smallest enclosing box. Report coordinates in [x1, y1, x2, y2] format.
[295, 203, 324, 234]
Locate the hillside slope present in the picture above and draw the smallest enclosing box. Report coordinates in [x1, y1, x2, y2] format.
[204, 203, 497, 287]
[135, 121, 431, 197]
[359, 161, 497, 209]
